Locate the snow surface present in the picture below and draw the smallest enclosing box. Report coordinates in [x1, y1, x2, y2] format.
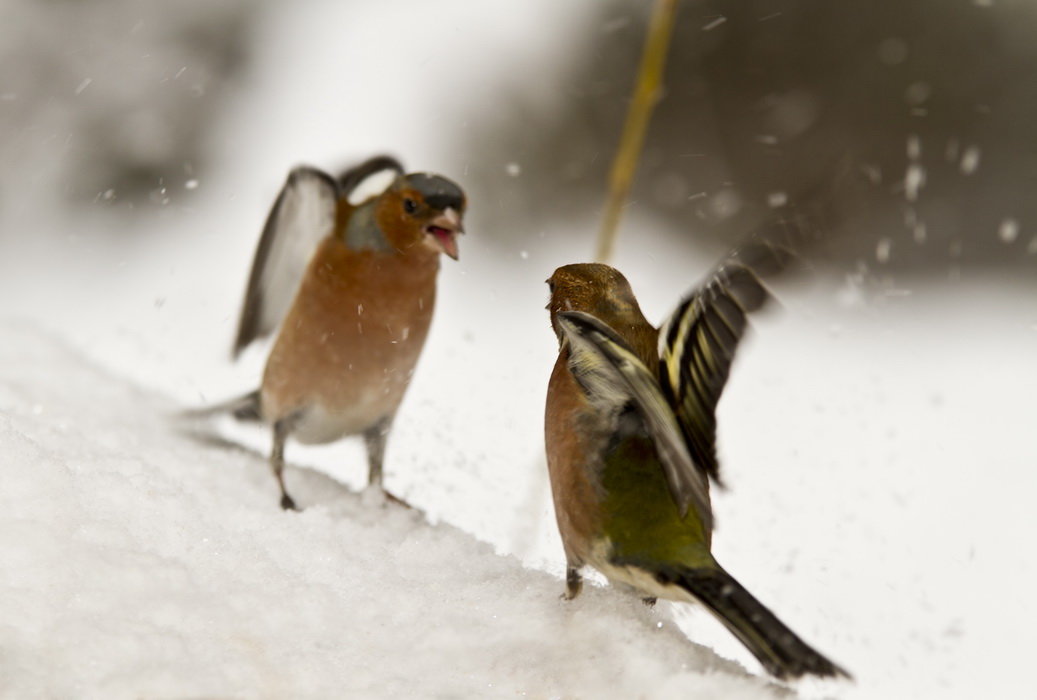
[0, 321, 777, 699]
[4, 214, 1035, 698]
[3, 2, 1037, 698]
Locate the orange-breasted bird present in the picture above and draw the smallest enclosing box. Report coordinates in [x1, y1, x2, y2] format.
[217, 155, 465, 510]
[543, 244, 849, 680]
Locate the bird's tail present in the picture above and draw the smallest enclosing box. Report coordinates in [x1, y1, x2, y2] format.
[180, 389, 262, 422]
[674, 566, 850, 680]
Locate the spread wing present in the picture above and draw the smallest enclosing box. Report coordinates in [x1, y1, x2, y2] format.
[658, 240, 794, 483]
[232, 166, 339, 358]
[337, 154, 404, 203]
[232, 156, 408, 357]
[556, 310, 713, 528]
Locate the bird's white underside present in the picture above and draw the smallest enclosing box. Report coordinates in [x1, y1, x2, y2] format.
[587, 539, 697, 604]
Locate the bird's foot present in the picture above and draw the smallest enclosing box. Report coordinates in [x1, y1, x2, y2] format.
[641, 596, 657, 608]
[360, 486, 413, 510]
[561, 567, 583, 600]
[280, 493, 299, 511]
[383, 490, 413, 509]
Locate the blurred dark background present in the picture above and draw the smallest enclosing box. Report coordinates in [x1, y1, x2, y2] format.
[4, 0, 1036, 275]
[0, 1, 250, 213]
[463, 0, 1037, 272]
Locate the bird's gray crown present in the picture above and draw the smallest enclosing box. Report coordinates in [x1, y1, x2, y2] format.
[403, 173, 465, 211]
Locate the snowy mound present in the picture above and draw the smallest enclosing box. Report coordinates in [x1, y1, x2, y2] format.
[0, 322, 782, 698]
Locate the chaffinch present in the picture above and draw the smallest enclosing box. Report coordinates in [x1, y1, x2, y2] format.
[543, 243, 849, 680]
[222, 155, 465, 510]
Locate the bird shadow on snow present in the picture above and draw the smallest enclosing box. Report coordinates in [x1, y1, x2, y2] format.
[173, 418, 361, 510]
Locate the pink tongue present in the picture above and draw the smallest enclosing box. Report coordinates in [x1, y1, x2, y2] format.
[429, 227, 458, 258]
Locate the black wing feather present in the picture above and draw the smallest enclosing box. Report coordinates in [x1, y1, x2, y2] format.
[659, 238, 795, 483]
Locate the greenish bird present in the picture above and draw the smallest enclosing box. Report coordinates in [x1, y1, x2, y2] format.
[543, 244, 849, 680]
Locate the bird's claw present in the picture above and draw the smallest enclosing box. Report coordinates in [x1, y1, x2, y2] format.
[383, 490, 413, 509]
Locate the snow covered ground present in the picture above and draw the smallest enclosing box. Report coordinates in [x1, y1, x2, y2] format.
[3, 2, 1036, 698]
[3, 205, 1035, 698]
[0, 319, 778, 699]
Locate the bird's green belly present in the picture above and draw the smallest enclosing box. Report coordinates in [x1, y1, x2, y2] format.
[600, 433, 715, 570]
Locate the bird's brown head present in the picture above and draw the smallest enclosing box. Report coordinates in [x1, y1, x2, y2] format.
[374, 173, 466, 259]
[546, 263, 650, 344]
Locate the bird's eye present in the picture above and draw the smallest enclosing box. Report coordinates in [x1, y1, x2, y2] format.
[403, 198, 418, 215]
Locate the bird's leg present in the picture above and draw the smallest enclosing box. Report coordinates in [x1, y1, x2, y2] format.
[364, 416, 412, 507]
[563, 564, 583, 600]
[362, 416, 392, 487]
[271, 417, 298, 511]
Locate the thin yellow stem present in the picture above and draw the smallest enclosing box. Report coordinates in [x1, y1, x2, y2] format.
[595, 0, 680, 263]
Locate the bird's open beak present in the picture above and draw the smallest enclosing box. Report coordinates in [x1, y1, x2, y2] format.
[424, 207, 463, 260]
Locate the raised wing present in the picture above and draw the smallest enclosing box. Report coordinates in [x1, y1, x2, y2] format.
[658, 240, 793, 483]
[337, 154, 404, 204]
[232, 166, 339, 358]
[556, 310, 713, 528]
